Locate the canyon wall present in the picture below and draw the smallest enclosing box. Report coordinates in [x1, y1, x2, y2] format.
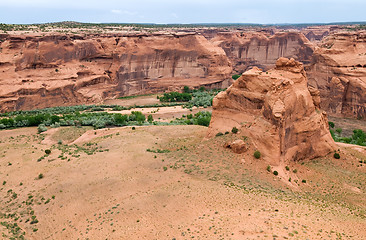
[209, 31, 314, 73]
[306, 31, 366, 119]
[0, 28, 365, 120]
[0, 33, 232, 111]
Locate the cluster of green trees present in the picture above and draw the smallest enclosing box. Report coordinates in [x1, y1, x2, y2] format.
[158, 92, 192, 102]
[171, 111, 212, 127]
[0, 111, 150, 130]
[332, 129, 366, 146]
[159, 86, 224, 108]
[329, 121, 366, 146]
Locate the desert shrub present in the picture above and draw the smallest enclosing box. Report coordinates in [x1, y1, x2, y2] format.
[328, 121, 335, 128]
[216, 132, 224, 137]
[183, 86, 191, 93]
[147, 114, 154, 123]
[334, 152, 340, 159]
[37, 173, 44, 179]
[231, 127, 238, 134]
[114, 114, 128, 125]
[194, 111, 211, 127]
[132, 127, 136, 130]
[285, 166, 290, 171]
[273, 171, 279, 176]
[232, 74, 241, 80]
[302, 179, 307, 183]
[45, 149, 51, 155]
[293, 169, 298, 173]
[266, 165, 271, 172]
[254, 150, 261, 159]
[225, 131, 229, 135]
[37, 124, 47, 133]
[335, 128, 342, 135]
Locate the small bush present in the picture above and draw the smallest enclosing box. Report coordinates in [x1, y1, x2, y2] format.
[37, 173, 44, 180]
[253, 150, 261, 159]
[37, 124, 47, 133]
[266, 165, 271, 172]
[147, 114, 154, 123]
[132, 127, 136, 130]
[285, 166, 290, 171]
[293, 169, 298, 173]
[302, 179, 307, 183]
[215, 132, 224, 137]
[224, 131, 229, 135]
[163, 166, 168, 171]
[231, 127, 238, 134]
[232, 74, 241, 80]
[333, 152, 340, 159]
[45, 149, 51, 155]
[335, 128, 342, 135]
[273, 171, 279, 176]
[328, 121, 335, 128]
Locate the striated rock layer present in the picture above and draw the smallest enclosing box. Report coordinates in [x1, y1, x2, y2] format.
[208, 58, 336, 165]
[0, 33, 232, 112]
[306, 31, 366, 119]
[209, 32, 314, 73]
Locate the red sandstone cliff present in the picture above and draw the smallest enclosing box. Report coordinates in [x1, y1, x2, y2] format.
[0, 33, 232, 111]
[306, 31, 366, 119]
[209, 31, 314, 73]
[208, 58, 336, 165]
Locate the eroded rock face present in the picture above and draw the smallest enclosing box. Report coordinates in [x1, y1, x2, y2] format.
[306, 31, 366, 119]
[208, 58, 336, 165]
[0, 33, 232, 111]
[209, 32, 314, 73]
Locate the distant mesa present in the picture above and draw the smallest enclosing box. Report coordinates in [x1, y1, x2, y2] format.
[208, 57, 337, 164]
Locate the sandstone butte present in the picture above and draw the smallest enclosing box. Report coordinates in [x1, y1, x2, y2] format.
[208, 57, 337, 165]
[0, 33, 232, 112]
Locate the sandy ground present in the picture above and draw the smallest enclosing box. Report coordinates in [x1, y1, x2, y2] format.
[0, 125, 365, 239]
[103, 95, 161, 107]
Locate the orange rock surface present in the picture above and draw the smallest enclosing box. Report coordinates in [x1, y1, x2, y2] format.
[0, 33, 232, 111]
[208, 58, 336, 165]
[306, 31, 366, 119]
[209, 31, 314, 73]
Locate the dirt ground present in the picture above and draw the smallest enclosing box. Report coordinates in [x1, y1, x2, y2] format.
[0, 125, 365, 239]
[103, 95, 161, 107]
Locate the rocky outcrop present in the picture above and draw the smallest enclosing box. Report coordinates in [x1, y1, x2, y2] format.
[209, 32, 314, 73]
[208, 58, 336, 165]
[306, 31, 366, 119]
[0, 33, 232, 112]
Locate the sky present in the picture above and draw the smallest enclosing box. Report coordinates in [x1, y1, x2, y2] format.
[0, 0, 365, 24]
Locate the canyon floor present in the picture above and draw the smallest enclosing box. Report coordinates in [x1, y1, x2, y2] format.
[0, 121, 365, 239]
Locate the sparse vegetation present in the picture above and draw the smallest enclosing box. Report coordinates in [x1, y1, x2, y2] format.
[231, 127, 238, 134]
[254, 150, 261, 159]
[232, 74, 241, 80]
[334, 152, 341, 159]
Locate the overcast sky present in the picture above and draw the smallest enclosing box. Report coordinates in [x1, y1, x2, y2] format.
[0, 0, 365, 24]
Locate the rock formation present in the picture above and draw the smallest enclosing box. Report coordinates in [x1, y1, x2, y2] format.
[0, 33, 232, 112]
[208, 58, 336, 165]
[209, 32, 314, 73]
[306, 31, 366, 119]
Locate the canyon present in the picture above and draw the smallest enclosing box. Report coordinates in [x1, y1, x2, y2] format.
[0, 24, 365, 120]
